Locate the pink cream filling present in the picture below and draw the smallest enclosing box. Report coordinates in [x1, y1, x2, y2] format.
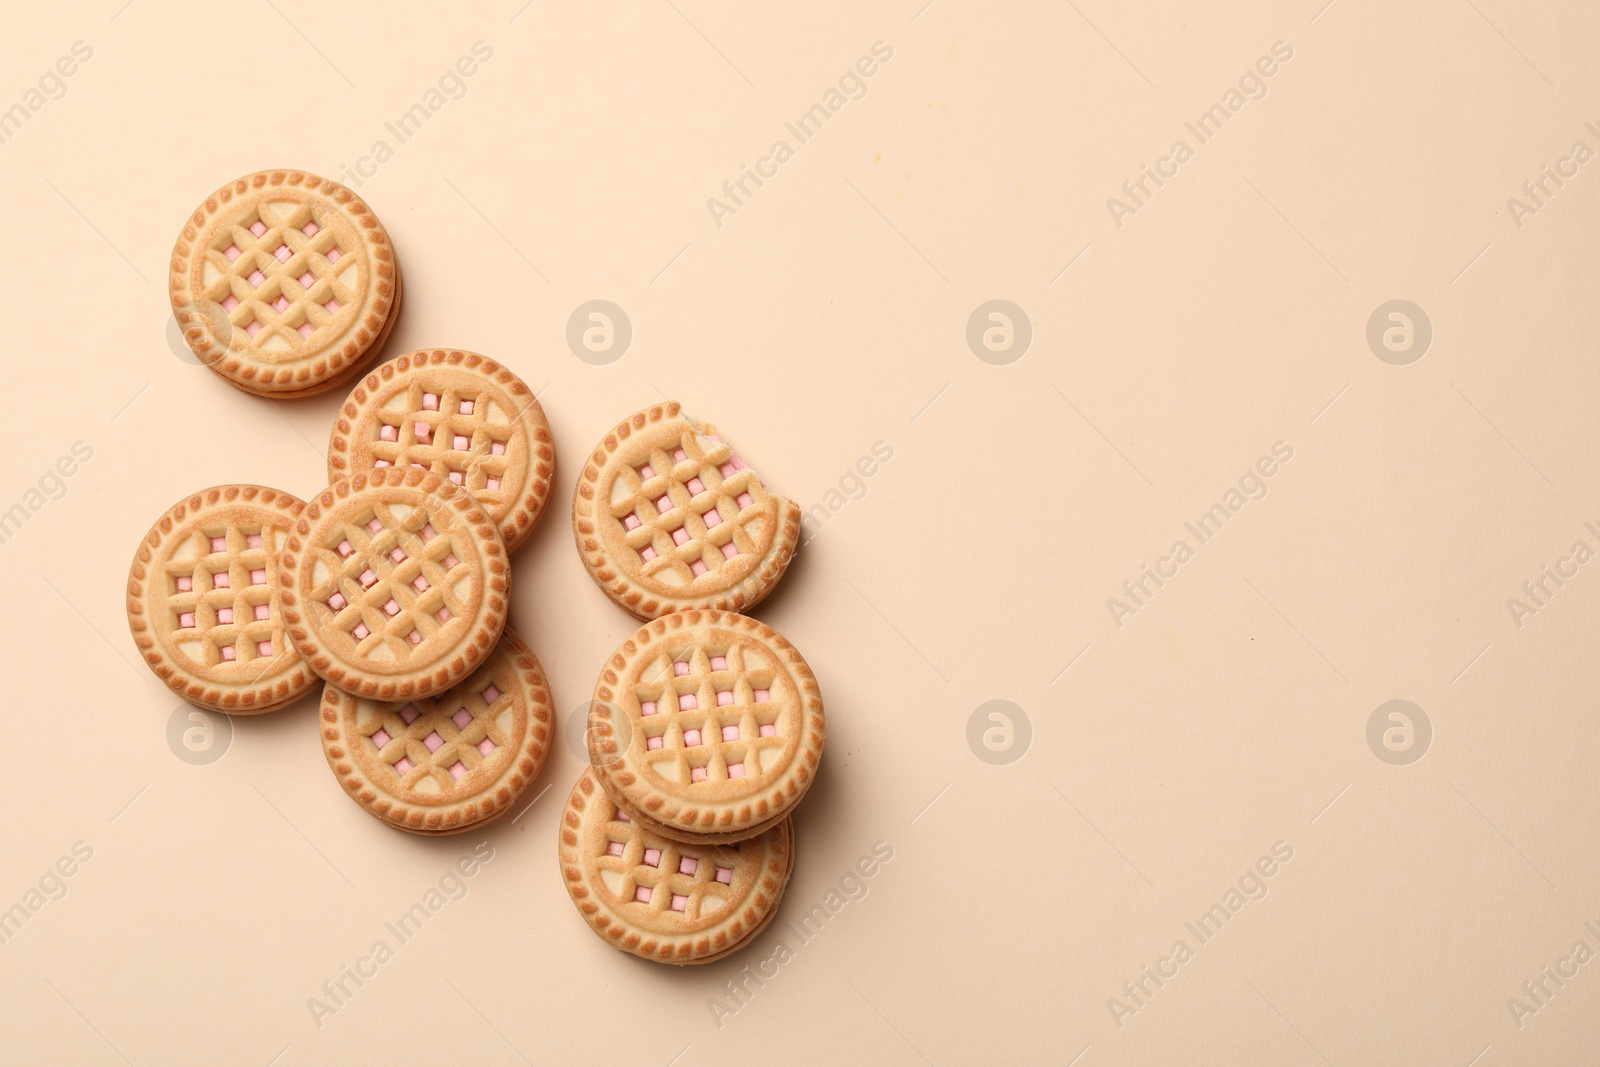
[452, 708, 471, 729]
[371, 728, 391, 747]
[640, 701, 656, 716]
[250, 221, 266, 237]
[673, 661, 690, 677]
[220, 646, 235, 661]
[482, 684, 500, 703]
[351, 623, 369, 640]
[217, 608, 233, 624]
[754, 689, 770, 702]
[643, 848, 660, 866]
[670, 894, 688, 912]
[679, 693, 698, 711]
[647, 736, 663, 750]
[710, 656, 727, 670]
[256, 641, 273, 656]
[683, 729, 701, 746]
[298, 271, 315, 288]
[686, 478, 705, 495]
[394, 757, 413, 775]
[422, 393, 438, 410]
[691, 767, 707, 781]
[423, 731, 443, 752]
[250, 568, 266, 585]
[672, 528, 689, 546]
[716, 691, 732, 707]
[400, 704, 420, 724]
[728, 763, 745, 778]
[655, 496, 671, 513]
[759, 724, 776, 737]
[254, 604, 270, 620]
[209, 536, 227, 552]
[477, 738, 495, 755]
[213, 571, 230, 588]
[715, 866, 732, 884]
[721, 543, 738, 559]
[634, 885, 652, 903]
[679, 856, 698, 875]
[327, 592, 346, 611]
[178, 612, 194, 628]
[691, 561, 708, 576]
[607, 841, 624, 857]
[722, 725, 738, 741]
[448, 761, 467, 780]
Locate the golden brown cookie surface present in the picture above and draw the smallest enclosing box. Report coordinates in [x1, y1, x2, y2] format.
[328, 349, 554, 551]
[126, 484, 314, 713]
[588, 610, 824, 843]
[169, 169, 401, 397]
[558, 767, 794, 964]
[573, 402, 800, 619]
[280, 468, 507, 700]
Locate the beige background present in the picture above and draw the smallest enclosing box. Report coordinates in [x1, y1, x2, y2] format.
[1, 0, 1597, 1063]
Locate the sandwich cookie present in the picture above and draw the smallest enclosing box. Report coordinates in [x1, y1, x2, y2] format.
[126, 484, 314, 713]
[169, 169, 402, 397]
[279, 467, 507, 700]
[587, 610, 823, 844]
[573, 402, 800, 619]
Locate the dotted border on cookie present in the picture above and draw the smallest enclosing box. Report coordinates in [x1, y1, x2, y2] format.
[557, 768, 794, 964]
[125, 483, 314, 713]
[572, 402, 802, 619]
[326, 348, 556, 551]
[279, 467, 508, 700]
[168, 169, 399, 395]
[320, 627, 552, 834]
[587, 609, 824, 843]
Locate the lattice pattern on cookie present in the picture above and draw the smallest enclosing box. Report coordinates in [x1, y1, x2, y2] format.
[629, 641, 790, 786]
[309, 505, 469, 662]
[360, 679, 510, 791]
[202, 198, 356, 357]
[599, 801, 740, 919]
[610, 431, 764, 587]
[366, 382, 513, 504]
[164, 524, 287, 666]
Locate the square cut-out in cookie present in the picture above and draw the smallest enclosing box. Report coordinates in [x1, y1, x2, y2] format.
[710, 656, 728, 671]
[720, 462, 737, 478]
[490, 440, 505, 456]
[459, 399, 474, 414]
[212, 571, 230, 588]
[448, 761, 467, 780]
[485, 477, 500, 491]
[224, 244, 241, 261]
[637, 464, 655, 481]
[753, 689, 770, 702]
[327, 591, 346, 611]
[620, 513, 641, 531]
[326, 248, 342, 263]
[679, 693, 698, 711]
[452, 708, 471, 729]
[672, 448, 687, 462]
[715, 865, 733, 884]
[678, 856, 698, 876]
[690, 560, 708, 576]
[721, 725, 739, 741]
[351, 622, 369, 640]
[759, 723, 776, 737]
[477, 738, 495, 755]
[220, 645, 236, 661]
[682, 728, 702, 747]
[727, 762, 745, 778]
[643, 847, 659, 866]
[221, 295, 238, 311]
[423, 731, 443, 752]
[359, 569, 376, 587]
[273, 243, 291, 263]
[411, 575, 429, 592]
[481, 684, 500, 703]
[448, 470, 464, 485]
[633, 885, 652, 903]
[217, 607, 234, 624]
[702, 509, 722, 528]
[452, 435, 469, 450]
[380, 424, 397, 441]
[399, 704, 421, 724]
[298, 270, 315, 288]
[614, 808, 631, 823]
[389, 547, 404, 563]
[673, 661, 690, 677]
[640, 545, 657, 562]
[655, 495, 671, 513]
[647, 735, 663, 750]
[209, 536, 227, 552]
[436, 607, 452, 623]
[420, 523, 437, 540]
[250, 568, 266, 585]
[691, 767, 707, 782]
[736, 492, 754, 508]
[247, 533, 263, 549]
[253, 604, 270, 620]
[716, 690, 733, 707]
[247, 270, 266, 287]
[366, 518, 383, 534]
[640, 700, 657, 716]
[383, 598, 399, 616]
[414, 422, 431, 441]
[244, 319, 261, 337]
[323, 298, 340, 313]
[721, 542, 739, 559]
[407, 629, 422, 646]
[178, 612, 195, 628]
[370, 728, 391, 748]
[337, 540, 354, 557]
[422, 392, 438, 410]
[272, 295, 289, 313]
[249, 220, 267, 237]
[297, 322, 313, 339]
[394, 757, 413, 775]
[686, 477, 705, 495]
[302, 221, 319, 237]
[607, 841, 625, 857]
[672, 527, 689, 546]
[670, 893, 688, 912]
[256, 640, 273, 657]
